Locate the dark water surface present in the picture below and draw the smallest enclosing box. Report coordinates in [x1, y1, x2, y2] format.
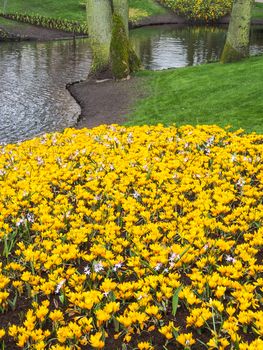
[0, 25, 263, 143]
[0, 39, 92, 144]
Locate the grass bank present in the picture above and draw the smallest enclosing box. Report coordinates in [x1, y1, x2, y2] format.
[0, 0, 166, 24]
[0, 0, 262, 23]
[0, 16, 25, 28]
[128, 55, 263, 133]
[0, 0, 86, 22]
[252, 2, 263, 19]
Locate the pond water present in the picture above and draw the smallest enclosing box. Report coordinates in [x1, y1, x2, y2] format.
[130, 25, 263, 69]
[0, 25, 263, 143]
[0, 39, 92, 144]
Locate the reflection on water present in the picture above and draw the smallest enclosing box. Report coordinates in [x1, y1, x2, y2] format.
[0, 39, 92, 144]
[250, 25, 263, 55]
[130, 25, 263, 70]
[0, 25, 263, 143]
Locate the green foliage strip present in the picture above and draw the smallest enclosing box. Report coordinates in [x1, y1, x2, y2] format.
[0, 12, 88, 34]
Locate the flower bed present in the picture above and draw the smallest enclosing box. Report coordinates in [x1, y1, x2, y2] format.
[159, 0, 232, 21]
[0, 13, 88, 34]
[0, 124, 262, 349]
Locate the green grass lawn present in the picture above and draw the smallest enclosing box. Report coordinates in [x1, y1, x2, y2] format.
[0, 0, 261, 23]
[252, 2, 263, 19]
[129, 0, 167, 16]
[1, 0, 86, 22]
[128, 55, 263, 133]
[0, 0, 166, 22]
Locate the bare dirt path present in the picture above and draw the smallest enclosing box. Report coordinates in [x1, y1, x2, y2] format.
[68, 77, 147, 129]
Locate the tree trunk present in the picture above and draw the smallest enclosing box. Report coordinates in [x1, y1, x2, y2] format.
[86, 0, 140, 79]
[110, 13, 130, 79]
[110, 0, 140, 79]
[112, 0, 129, 36]
[221, 0, 253, 63]
[86, 0, 112, 76]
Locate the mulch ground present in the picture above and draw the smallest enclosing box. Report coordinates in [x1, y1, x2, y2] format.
[67, 77, 147, 128]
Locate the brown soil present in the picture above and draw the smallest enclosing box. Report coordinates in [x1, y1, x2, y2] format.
[67, 77, 147, 129]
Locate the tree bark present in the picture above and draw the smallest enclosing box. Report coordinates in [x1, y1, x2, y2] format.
[86, 0, 140, 79]
[86, 0, 112, 76]
[112, 0, 129, 36]
[110, 13, 130, 79]
[221, 0, 253, 63]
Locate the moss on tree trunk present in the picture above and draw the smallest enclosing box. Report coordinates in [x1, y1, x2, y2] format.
[86, 0, 140, 79]
[112, 0, 129, 36]
[128, 44, 141, 73]
[110, 13, 130, 79]
[221, 0, 253, 63]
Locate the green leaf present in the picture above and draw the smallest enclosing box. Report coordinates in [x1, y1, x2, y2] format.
[146, 166, 153, 180]
[113, 316, 120, 332]
[172, 286, 182, 316]
[59, 293, 65, 304]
